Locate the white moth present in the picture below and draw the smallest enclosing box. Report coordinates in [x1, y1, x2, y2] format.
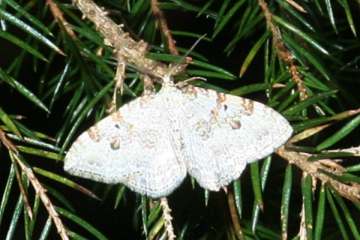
[64, 77, 293, 198]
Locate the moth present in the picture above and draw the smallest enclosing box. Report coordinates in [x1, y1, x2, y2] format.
[64, 77, 293, 198]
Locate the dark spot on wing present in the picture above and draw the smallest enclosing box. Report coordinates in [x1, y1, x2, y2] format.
[229, 120, 241, 129]
[110, 138, 120, 150]
[87, 126, 101, 142]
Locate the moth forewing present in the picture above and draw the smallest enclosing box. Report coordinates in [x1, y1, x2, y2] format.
[64, 92, 187, 198]
[175, 85, 293, 191]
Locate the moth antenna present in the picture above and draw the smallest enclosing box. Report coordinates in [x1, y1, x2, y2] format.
[167, 34, 207, 77]
[175, 77, 207, 88]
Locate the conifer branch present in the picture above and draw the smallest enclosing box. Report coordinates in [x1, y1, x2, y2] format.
[0, 128, 18, 153]
[277, 146, 360, 202]
[151, 0, 179, 55]
[227, 190, 244, 240]
[73, 0, 178, 79]
[47, 0, 77, 39]
[14, 154, 70, 240]
[258, 0, 308, 100]
[160, 197, 176, 240]
[1, 128, 69, 239]
[13, 161, 34, 220]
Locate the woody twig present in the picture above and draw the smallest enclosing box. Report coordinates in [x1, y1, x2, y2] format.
[258, 0, 308, 100]
[72, 0, 186, 79]
[160, 198, 176, 240]
[13, 161, 33, 220]
[74, 0, 189, 113]
[107, 52, 126, 113]
[277, 146, 360, 202]
[1, 127, 69, 240]
[227, 190, 244, 240]
[14, 154, 70, 240]
[47, 0, 77, 39]
[0, 127, 18, 153]
[151, 0, 179, 56]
